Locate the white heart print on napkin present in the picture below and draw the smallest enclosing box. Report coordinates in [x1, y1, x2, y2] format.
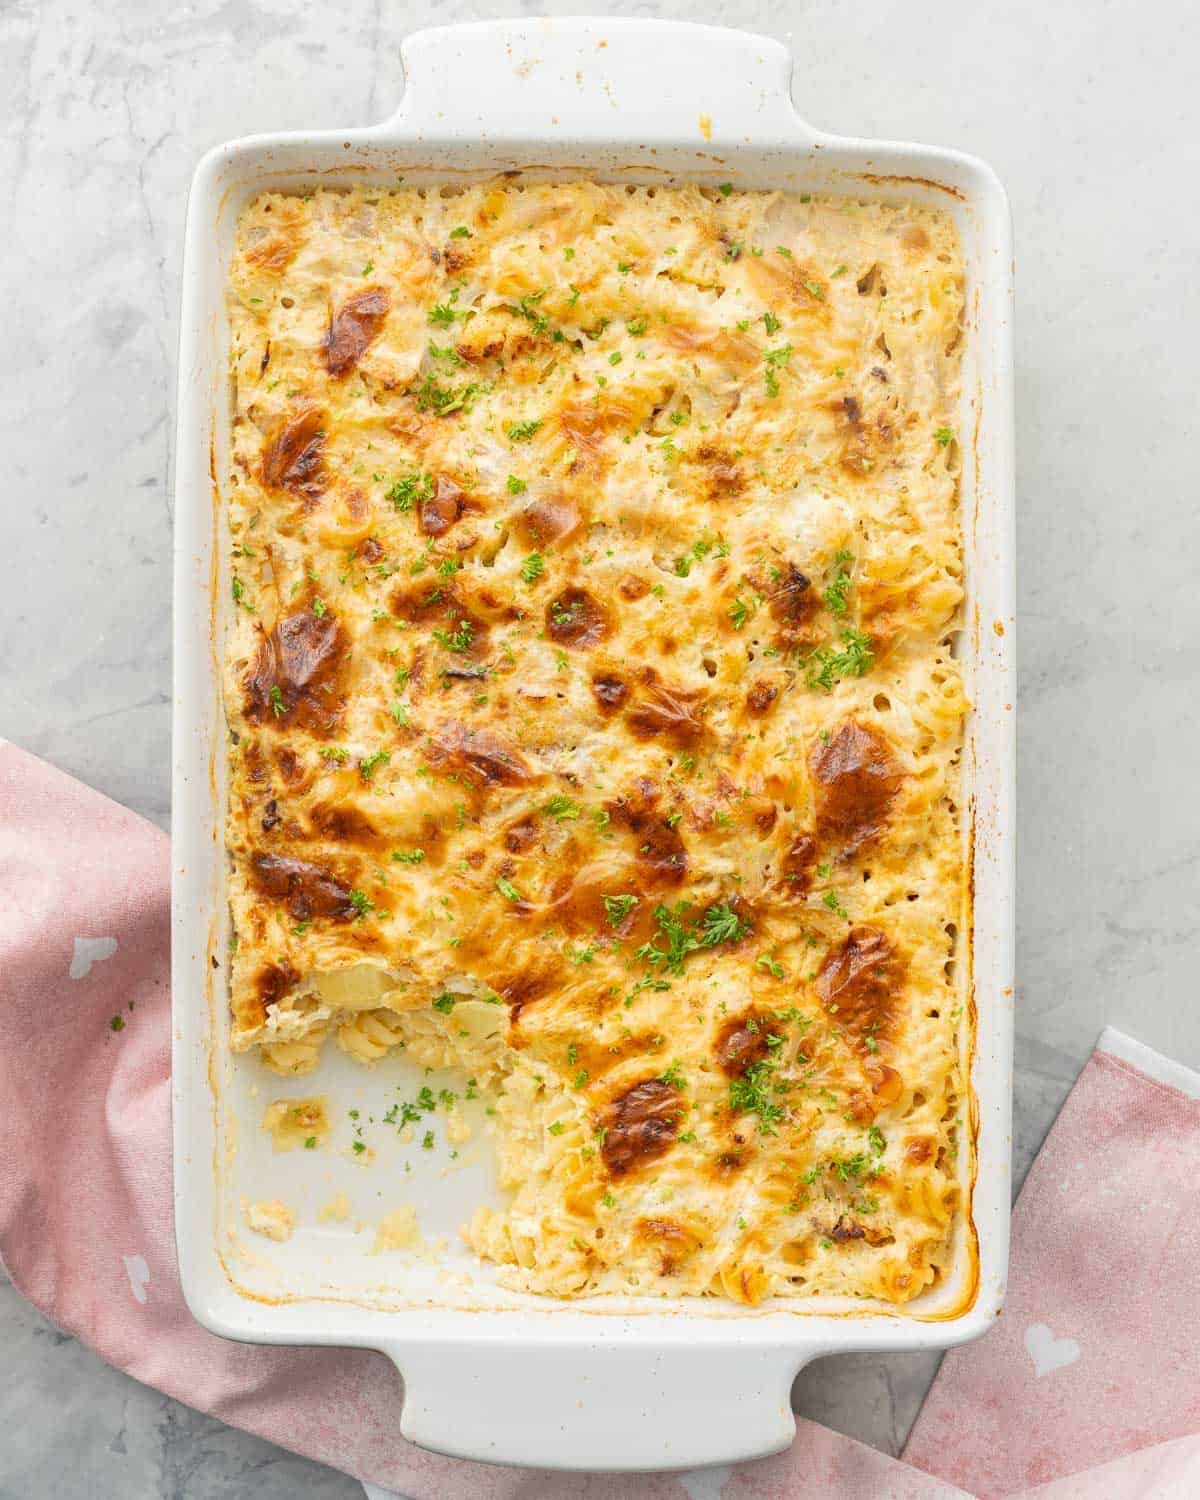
[122, 1254, 150, 1305]
[681, 1465, 732, 1500]
[69, 935, 118, 980]
[1024, 1322, 1081, 1378]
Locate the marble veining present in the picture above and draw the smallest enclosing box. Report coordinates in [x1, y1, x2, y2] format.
[3, 0, 1199, 1495]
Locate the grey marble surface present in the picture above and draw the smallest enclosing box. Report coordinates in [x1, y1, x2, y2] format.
[3, 0, 1199, 1495]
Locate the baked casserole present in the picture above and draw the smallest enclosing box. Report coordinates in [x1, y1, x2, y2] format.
[223, 180, 967, 1304]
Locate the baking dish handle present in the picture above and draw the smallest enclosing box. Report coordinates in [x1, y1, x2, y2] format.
[384, 18, 818, 147]
[388, 1340, 819, 1471]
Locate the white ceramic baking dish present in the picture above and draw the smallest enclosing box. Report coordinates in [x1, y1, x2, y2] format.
[171, 16, 1014, 1473]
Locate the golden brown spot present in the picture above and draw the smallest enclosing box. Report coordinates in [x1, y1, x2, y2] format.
[848, 1061, 904, 1123]
[780, 833, 818, 894]
[249, 852, 356, 923]
[590, 671, 629, 713]
[427, 721, 533, 790]
[617, 574, 651, 602]
[323, 286, 390, 376]
[815, 925, 903, 1048]
[766, 562, 815, 629]
[389, 582, 490, 661]
[496, 968, 554, 1023]
[829, 1214, 866, 1242]
[243, 606, 345, 737]
[746, 678, 779, 716]
[546, 587, 610, 648]
[607, 782, 687, 888]
[714, 1013, 777, 1077]
[261, 406, 327, 499]
[901, 224, 930, 253]
[600, 1078, 682, 1177]
[420, 475, 466, 536]
[904, 1136, 934, 1165]
[275, 747, 305, 786]
[809, 720, 904, 852]
[625, 672, 705, 744]
[503, 815, 539, 853]
[708, 1145, 748, 1181]
[245, 233, 299, 274]
[559, 398, 634, 458]
[515, 496, 580, 547]
[634, 1216, 703, 1276]
[306, 800, 385, 853]
[692, 441, 744, 498]
[252, 960, 300, 1021]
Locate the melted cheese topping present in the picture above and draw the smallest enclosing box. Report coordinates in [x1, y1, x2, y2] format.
[225, 182, 967, 1304]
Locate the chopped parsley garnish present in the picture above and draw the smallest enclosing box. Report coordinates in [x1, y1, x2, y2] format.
[548, 1120, 566, 1136]
[391, 849, 425, 864]
[763, 342, 793, 397]
[935, 427, 954, 447]
[428, 287, 466, 326]
[304, 1136, 317, 1149]
[659, 1060, 686, 1089]
[756, 953, 786, 979]
[803, 629, 874, 691]
[604, 894, 638, 927]
[449, 225, 472, 238]
[496, 877, 524, 903]
[506, 474, 527, 495]
[311, 596, 327, 618]
[358, 749, 391, 781]
[729, 593, 756, 630]
[822, 549, 855, 615]
[431, 992, 457, 1013]
[414, 372, 481, 415]
[637, 901, 750, 974]
[348, 889, 375, 920]
[625, 316, 648, 336]
[319, 745, 347, 762]
[520, 551, 544, 583]
[728, 1057, 785, 1134]
[543, 794, 581, 822]
[387, 470, 434, 512]
[509, 289, 550, 335]
[507, 417, 542, 442]
[268, 685, 286, 718]
[762, 309, 781, 336]
[110, 1014, 125, 1033]
[231, 576, 253, 611]
[431, 616, 474, 652]
[718, 182, 734, 196]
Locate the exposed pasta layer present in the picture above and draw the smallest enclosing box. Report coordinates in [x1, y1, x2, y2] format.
[225, 181, 968, 1304]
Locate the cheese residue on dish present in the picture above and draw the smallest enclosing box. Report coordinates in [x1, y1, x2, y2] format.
[244, 1198, 295, 1242]
[372, 1205, 425, 1254]
[261, 1095, 330, 1151]
[318, 1192, 352, 1224]
[224, 181, 968, 1305]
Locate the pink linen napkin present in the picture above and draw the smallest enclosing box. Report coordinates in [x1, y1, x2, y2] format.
[2, 739, 1198, 1500]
